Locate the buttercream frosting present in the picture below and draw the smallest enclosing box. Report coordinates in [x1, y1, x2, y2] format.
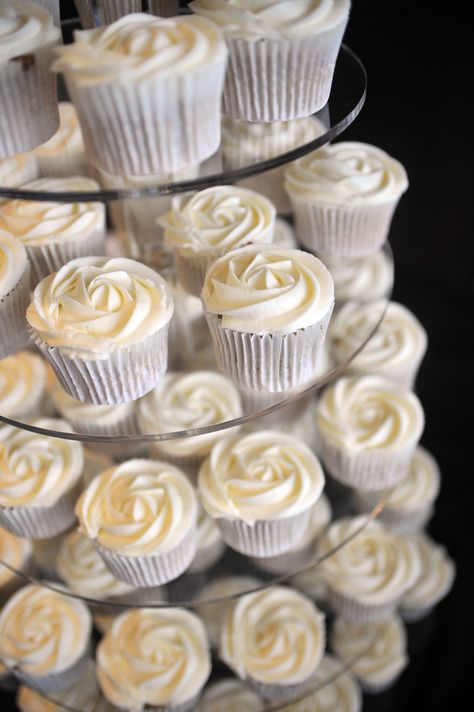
[0, 154, 37, 188]
[0, 1, 60, 64]
[0, 526, 32, 588]
[202, 244, 334, 334]
[284, 654, 361, 712]
[379, 446, 441, 511]
[0, 351, 48, 419]
[0, 229, 27, 297]
[33, 102, 84, 157]
[323, 250, 393, 303]
[197, 678, 264, 711]
[401, 534, 456, 613]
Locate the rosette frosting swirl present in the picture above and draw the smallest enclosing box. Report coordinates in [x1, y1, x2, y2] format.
[33, 102, 83, 156]
[324, 251, 394, 303]
[0, 352, 47, 419]
[316, 375, 424, 454]
[288, 655, 362, 712]
[76, 459, 198, 556]
[285, 142, 408, 205]
[386, 446, 440, 510]
[0, 583, 92, 676]
[0, 229, 27, 297]
[202, 245, 334, 334]
[318, 517, 421, 605]
[26, 256, 174, 357]
[199, 430, 325, 524]
[197, 679, 264, 712]
[401, 534, 456, 612]
[221, 586, 325, 684]
[0, 1, 60, 63]
[0, 527, 32, 587]
[96, 607, 211, 708]
[0, 419, 84, 508]
[0, 154, 37, 188]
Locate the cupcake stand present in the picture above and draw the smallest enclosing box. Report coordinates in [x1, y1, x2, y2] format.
[0, 8, 453, 712]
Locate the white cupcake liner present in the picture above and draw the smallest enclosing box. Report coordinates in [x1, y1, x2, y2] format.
[353, 492, 434, 535]
[247, 674, 315, 703]
[0, 264, 32, 359]
[216, 509, 311, 558]
[205, 307, 333, 393]
[35, 149, 89, 179]
[13, 646, 91, 695]
[30, 323, 170, 405]
[65, 55, 227, 175]
[0, 43, 59, 158]
[94, 525, 197, 588]
[188, 538, 225, 574]
[98, 0, 141, 24]
[175, 250, 215, 298]
[72, 0, 95, 28]
[327, 587, 399, 624]
[149, 0, 180, 17]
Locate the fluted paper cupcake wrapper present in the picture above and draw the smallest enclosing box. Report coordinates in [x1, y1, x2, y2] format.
[0, 264, 32, 359]
[175, 250, 215, 298]
[216, 509, 311, 558]
[188, 539, 225, 574]
[66, 56, 226, 175]
[205, 307, 333, 393]
[247, 671, 318, 703]
[0, 43, 59, 158]
[98, 0, 141, 24]
[353, 491, 434, 535]
[35, 149, 89, 180]
[94, 525, 197, 588]
[149, 0, 180, 17]
[72, 0, 94, 28]
[222, 20, 347, 122]
[327, 587, 399, 623]
[30, 323, 170, 405]
[12, 647, 91, 695]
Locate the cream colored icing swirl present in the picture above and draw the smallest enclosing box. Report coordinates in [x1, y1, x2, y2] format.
[202, 245, 334, 334]
[26, 256, 174, 358]
[0, 154, 37, 188]
[0, 527, 32, 587]
[324, 251, 394, 303]
[0, 229, 27, 297]
[0, 1, 60, 63]
[318, 517, 421, 605]
[285, 142, 408, 205]
[199, 430, 325, 524]
[96, 607, 211, 708]
[401, 534, 456, 612]
[33, 102, 84, 157]
[316, 375, 424, 454]
[53, 13, 227, 83]
[0, 583, 92, 676]
[0, 352, 47, 419]
[197, 679, 264, 712]
[0, 419, 84, 508]
[0, 177, 105, 247]
[76, 459, 198, 556]
[330, 616, 408, 690]
[138, 371, 242, 458]
[284, 654, 361, 712]
[162, 186, 276, 256]
[191, 0, 350, 39]
[221, 585, 325, 684]
[385, 446, 441, 510]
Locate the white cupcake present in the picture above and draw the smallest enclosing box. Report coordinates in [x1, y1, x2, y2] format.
[0, 1, 60, 158]
[33, 102, 88, 178]
[188, 502, 225, 574]
[27, 256, 174, 405]
[0, 231, 31, 359]
[285, 142, 409, 257]
[0, 527, 33, 603]
[197, 679, 264, 712]
[324, 250, 394, 305]
[0, 153, 37, 189]
[0, 419, 84, 539]
[191, 0, 350, 121]
[220, 585, 326, 701]
[284, 654, 362, 712]
[0, 583, 92, 693]
[54, 14, 228, 175]
[202, 245, 334, 392]
[199, 430, 325, 557]
[0, 351, 48, 420]
[316, 375, 424, 490]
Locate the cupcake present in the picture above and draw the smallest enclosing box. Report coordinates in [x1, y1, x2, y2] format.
[32, 102, 88, 178]
[199, 430, 325, 557]
[318, 517, 421, 622]
[284, 654, 362, 712]
[0, 527, 33, 603]
[191, 0, 350, 121]
[316, 375, 424, 490]
[285, 142, 409, 257]
[220, 585, 326, 701]
[76, 459, 198, 587]
[0, 231, 31, 359]
[0, 351, 48, 420]
[0, 176, 106, 286]
[0, 153, 37, 189]
[324, 250, 394, 305]
[53, 13, 228, 175]
[0, 419, 84, 539]
[330, 616, 408, 693]
[0, 1, 60, 158]
[188, 502, 225, 574]
[96, 607, 211, 711]
[26, 256, 174, 404]
[330, 301, 428, 388]
[137, 370, 242, 475]
[0, 583, 92, 693]
[161, 185, 276, 296]
[197, 679, 264, 712]
[201, 245, 335, 392]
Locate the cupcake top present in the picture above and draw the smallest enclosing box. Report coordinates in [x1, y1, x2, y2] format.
[285, 142, 408, 206]
[33, 102, 84, 158]
[316, 375, 424, 455]
[56, 530, 134, 599]
[330, 616, 408, 690]
[318, 517, 421, 605]
[76, 459, 197, 556]
[137, 370, 242, 458]
[190, 0, 350, 39]
[199, 430, 325, 524]
[53, 13, 228, 82]
[0, 583, 92, 677]
[197, 679, 264, 712]
[379, 446, 441, 511]
[0, 153, 37, 188]
[0, 1, 60, 63]
[0, 527, 32, 588]
[26, 256, 174, 358]
[0, 351, 48, 419]
[0, 177, 104, 247]
[401, 534, 456, 614]
[50, 378, 135, 428]
[324, 251, 394, 303]
[162, 186, 276, 257]
[202, 244, 334, 334]
[0, 419, 84, 508]
[286, 654, 362, 712]
[220, 585, 325, 685]
[96, 607, 211, 709]
[0, 229, 27, 297]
